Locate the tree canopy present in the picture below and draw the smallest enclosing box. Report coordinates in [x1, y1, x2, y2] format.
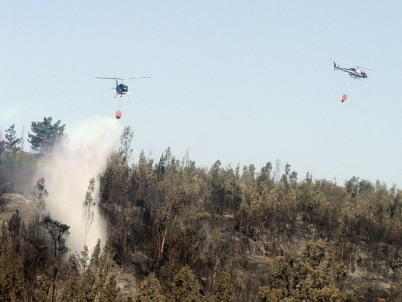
[28, 117, 65, 153]
[1, 123, 402, 301]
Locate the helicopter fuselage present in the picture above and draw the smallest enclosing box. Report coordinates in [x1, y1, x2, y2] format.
[334, 62, 369, 79]
[339, 67, 367, 79]
[116, 83, 129, 97]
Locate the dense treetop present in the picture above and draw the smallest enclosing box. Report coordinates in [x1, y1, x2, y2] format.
[28, 117, 65, 153]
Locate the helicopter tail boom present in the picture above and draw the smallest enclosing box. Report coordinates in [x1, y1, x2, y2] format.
[333, 62, 339, 71]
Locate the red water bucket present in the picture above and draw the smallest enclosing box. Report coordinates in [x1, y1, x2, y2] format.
[115, 110, 122, 119]
[341, 94, 347, 103]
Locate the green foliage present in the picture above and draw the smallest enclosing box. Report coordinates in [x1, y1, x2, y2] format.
[100, 151, 130, 207]
[0, 138, 5, 156]
[257, 162, 274, 193]
[43, 215, 70, 257]
[97, 145, 402, 300]
[2, 122, 402, 301]
[90, 239, 102, 267]
[170, 266, 202, 302]
[119, 125, 134, 164]
[97, 274, 121, 302]
[80, 268, 97, 300]
[58, 255, 81, 301]
[5, 124, 22, 152]
[135, 273, 166, 302]
[28, 117, 65, 153]
[0, 149, 35, 193]
[42, 215, 70, 301]
[215, 269, 236, 302]
[345, 176, 375, 198]
[0, 246, 27, 301]
[79, 241, 123, 301]
[259, 240, 357, 302]
[59, 241, 123, 301]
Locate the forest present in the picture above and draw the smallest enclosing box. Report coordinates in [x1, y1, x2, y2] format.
[1, 118, 402, 301]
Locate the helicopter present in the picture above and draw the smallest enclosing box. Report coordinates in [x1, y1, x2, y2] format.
[96, 76, 150, 97]
[333, 62, 372, 79]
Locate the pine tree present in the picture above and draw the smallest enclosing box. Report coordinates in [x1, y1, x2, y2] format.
[4, 124, 22, 152]
[28, 117, 65, 153]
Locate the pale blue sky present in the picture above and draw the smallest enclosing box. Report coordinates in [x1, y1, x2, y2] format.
[1, 1, 402, 187]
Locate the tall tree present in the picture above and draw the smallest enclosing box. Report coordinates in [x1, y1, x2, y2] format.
[4, 124, 22, 152]
[23, 178, 49, 301]
[28, 117, 65, 153]
[83, 178, 96, 247]
[119, 125, 134, 164]
[43, 215, 70, 302]
[32, 178, 48, 241]
[0, 246, 26, 301]
[215, 269, 236, 302]
[43, 215, 70, 260]
[0, 137, 5, 166]
[135, 273, 166, 302]
[170, 266, 202, 302]
[58, 254, 81, 301]
[257, 162, 274, 194]
[94, 241, 122, 301]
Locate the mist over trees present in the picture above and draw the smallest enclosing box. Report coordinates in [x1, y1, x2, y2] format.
[1, 120, 402, 301]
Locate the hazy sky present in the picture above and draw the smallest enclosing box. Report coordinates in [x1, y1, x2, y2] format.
[1, 1, 402, 187]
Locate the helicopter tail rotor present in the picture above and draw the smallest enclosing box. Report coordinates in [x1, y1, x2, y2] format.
[333, 62, 339, 71]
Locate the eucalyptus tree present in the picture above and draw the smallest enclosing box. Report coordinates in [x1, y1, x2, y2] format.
[135, 273, 166, 302]
[43, 215, 70, 302]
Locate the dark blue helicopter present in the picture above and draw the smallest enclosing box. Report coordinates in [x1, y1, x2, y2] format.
[96, 76, 150, 97]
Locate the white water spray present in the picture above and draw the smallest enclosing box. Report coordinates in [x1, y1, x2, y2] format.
[37, 116, 121, 253]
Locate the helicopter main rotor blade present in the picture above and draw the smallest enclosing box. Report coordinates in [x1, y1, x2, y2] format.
[96, 77, 125, 80]
[356, 66, 374, 71]
[128, 77, 151, 79]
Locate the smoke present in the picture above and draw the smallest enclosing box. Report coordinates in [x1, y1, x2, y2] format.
[37, 116, 121, 253]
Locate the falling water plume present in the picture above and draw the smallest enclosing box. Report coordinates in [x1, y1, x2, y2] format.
[36, 116, 121, 253]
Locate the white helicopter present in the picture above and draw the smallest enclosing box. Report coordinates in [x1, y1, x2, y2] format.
[96, 76, 150, 98]
[333, 62, 372, 79]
